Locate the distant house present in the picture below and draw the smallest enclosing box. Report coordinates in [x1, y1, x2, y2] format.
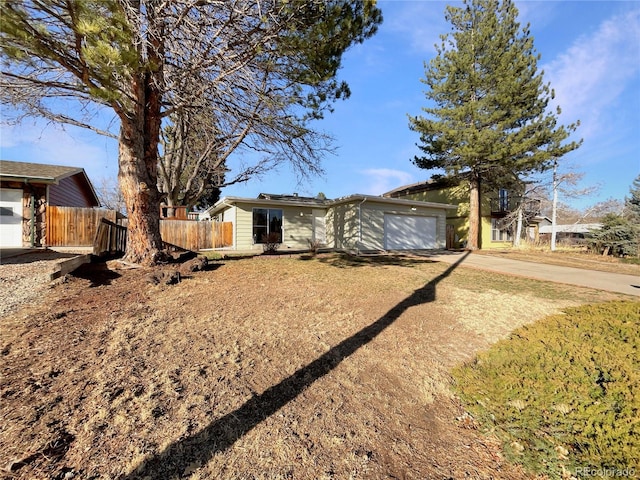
[206, 192, 456, 252]
[0, 160, 100, 248]
[539, 223, 602, 245]
[384, 179, 544, 249]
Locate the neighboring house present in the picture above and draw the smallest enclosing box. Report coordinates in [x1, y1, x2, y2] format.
[0, 160, 100, 248]
[384, 179, 543, 249]
[206, 192, 456, 252]
[539, 223, 602, 245]
[526, 216, 552, 243]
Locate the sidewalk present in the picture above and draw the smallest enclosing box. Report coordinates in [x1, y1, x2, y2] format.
[427, 251, 640, 297]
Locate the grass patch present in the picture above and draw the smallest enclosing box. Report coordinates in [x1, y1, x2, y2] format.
[621, 257, 640, 265]
[453, 301, 640, 479]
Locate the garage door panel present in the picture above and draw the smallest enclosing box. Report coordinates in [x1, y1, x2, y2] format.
[384, 214, 436, 250]
[0, 188, 23, 247]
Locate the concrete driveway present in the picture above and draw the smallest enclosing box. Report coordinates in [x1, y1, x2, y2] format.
[428, 251, 640, 297]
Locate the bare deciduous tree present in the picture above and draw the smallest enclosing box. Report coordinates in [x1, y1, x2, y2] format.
[96, 176, 127, 215]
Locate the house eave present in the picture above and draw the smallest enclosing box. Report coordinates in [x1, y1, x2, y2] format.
[208, 196, 329, 216]
[331, 194, 458, 210]
[0, 173, 58, 184]
[208, 194, 457, 216]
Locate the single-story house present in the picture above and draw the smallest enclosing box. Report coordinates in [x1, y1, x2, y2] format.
[206, 192, 457, 252]
[384, 179, 545, 249]
[0, 160, 100, 247]
[538, 223, 602, 245]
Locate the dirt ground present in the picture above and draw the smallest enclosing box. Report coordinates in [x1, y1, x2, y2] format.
[0, 252, 629, 480]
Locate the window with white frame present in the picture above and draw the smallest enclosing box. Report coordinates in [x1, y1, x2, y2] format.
[491, 217, 512, 242]
[253, 208, 283, 243]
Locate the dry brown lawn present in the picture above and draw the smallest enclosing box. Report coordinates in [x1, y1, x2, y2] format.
[0, 253, 629, 479]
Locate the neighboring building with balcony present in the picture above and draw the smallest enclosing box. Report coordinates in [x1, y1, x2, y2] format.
[384, 179, 544, 249]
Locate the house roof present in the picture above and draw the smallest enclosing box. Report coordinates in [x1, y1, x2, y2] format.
[0, 160, 100, 205]
[257, 193, 329, 204]
[330, 193, 457, 210]
[530, 215, 552, 224]
[212, 195, 328, 213]
[208, 193, 457, 215]
[539, 223, 602, 234]
[383, 177, 461, 198]
[0, 160, 85, 182]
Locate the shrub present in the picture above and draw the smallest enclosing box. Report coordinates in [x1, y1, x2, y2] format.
[307, 239, 321, 256]
[453, 301, 640, 479]
[261, 232, 281, 254]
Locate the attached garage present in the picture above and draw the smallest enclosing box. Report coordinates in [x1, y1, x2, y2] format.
[327, 195, 457, 252]
[0, 188, 23, 247]
[384, 214, 437, 250]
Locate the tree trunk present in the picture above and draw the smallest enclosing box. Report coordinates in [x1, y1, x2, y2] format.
[118, 65, 166, 265]
[468, 175, 481, 250]
[514, 207, 523, 247]
[117, 3, 166, 266]
[119, 118, 165, 265]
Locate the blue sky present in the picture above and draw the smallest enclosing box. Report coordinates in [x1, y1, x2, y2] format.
[1, 1, 639, 209]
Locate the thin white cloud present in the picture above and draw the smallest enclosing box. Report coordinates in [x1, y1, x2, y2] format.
[0, 122, 117, 182]
[543, 8, 640, 139]
[383, 0, 452, 55]
[515, 1, 558, 31]
[360, 168, 414, 195]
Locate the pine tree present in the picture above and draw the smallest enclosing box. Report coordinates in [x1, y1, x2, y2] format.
[408, 0, 581, 250]
[625, 174, 640, 223]
[623, 173, 640, 257]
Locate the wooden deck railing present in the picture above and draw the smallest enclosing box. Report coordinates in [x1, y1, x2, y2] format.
[93, 218, 128, 256]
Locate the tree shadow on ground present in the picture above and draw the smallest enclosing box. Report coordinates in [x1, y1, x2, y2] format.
[312, 251, 439, 268]
[120, 252, 470, 479]
[70, 262, 121, 287]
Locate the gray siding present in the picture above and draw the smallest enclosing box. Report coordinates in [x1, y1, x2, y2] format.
[233, 202, 324, 250]
[329, 200, 447, 251]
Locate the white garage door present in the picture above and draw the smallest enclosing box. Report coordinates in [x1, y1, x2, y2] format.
[384, 214, 437, 250]
[0, 188, 23, 247]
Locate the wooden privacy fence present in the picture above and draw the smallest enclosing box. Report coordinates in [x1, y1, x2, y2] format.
[160, 220, 232, 251]
[47, 206, 122, 247]
[47, 206, 231, 251]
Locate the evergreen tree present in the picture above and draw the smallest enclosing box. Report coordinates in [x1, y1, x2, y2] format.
[587, 213, 638, 257]
[625, 174, 640, 223]
[623, 173, 640, 257]
[408, 0, 581, 249]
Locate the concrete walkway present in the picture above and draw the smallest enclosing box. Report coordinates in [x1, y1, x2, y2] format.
[0, 247, 93, 261]
[427, 252, 640, 297]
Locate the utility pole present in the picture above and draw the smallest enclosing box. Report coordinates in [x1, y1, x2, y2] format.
[551, 159, 558, 251]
